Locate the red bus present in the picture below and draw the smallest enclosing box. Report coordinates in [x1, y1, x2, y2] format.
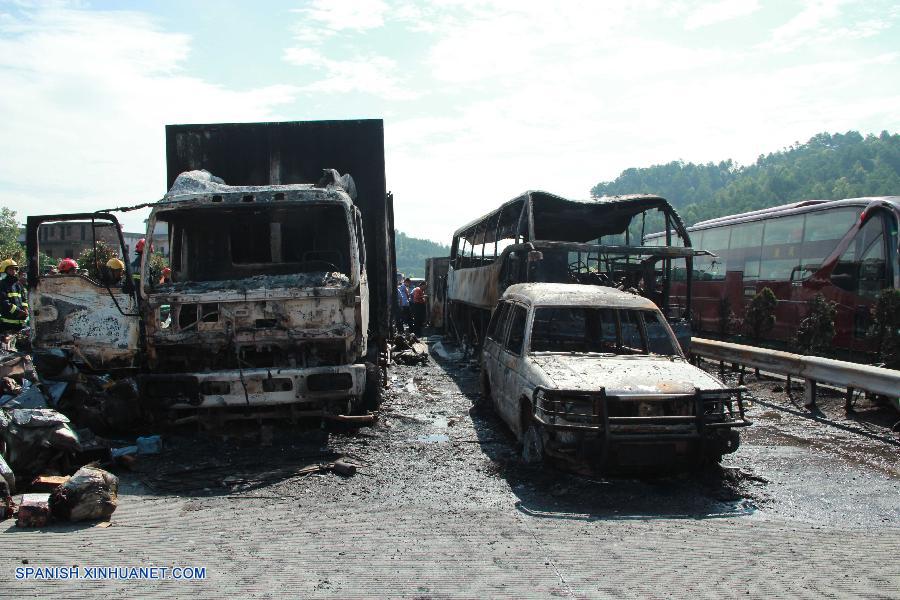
[645, 197, 900, 355]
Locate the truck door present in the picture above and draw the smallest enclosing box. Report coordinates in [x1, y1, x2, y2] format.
[26, 214, 142, 370]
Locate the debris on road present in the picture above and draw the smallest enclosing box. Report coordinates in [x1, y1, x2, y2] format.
[393, 333, 429, 366]
[331, 459, 358, 476]
[17, 493, 50, 527]
[0, 453, 14, 494]
[30, 475, 69, 492]
[0, 408, 83, 478]
[136, 435, 162, 455]
[49, 466, 118, 522]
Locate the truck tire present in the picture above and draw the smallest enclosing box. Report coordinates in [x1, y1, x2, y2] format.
[363, 362, 382, 411]
[522, 422, 545, 465]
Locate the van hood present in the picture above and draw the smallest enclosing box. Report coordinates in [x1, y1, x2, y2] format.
[531, 354, 724, 396]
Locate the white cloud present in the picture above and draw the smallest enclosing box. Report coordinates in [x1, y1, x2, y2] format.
[295, 0, 389, 32]
[283, 47, 419, 100]
[371, 1, 900, 242]
[0, 7, 297, 232]
[684, 0, 760, 30]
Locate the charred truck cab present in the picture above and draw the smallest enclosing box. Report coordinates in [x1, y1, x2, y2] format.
[139, 170, 375, 414]
[27, 119, 395, 421]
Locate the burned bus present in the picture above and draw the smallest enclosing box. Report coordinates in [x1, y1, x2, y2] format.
[446, 191, 702, 350]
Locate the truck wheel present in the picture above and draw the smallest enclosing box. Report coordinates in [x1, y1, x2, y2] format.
[363, 362, 382, 411]
[522, 422, 545, 465]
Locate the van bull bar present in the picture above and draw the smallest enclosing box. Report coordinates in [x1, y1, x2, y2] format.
[531, 386, 752, 466]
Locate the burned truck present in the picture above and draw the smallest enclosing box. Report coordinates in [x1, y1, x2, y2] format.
[446, 191, 705, 351]
[26, 119, 395, 420]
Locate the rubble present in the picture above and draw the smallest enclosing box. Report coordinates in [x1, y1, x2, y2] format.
[392, 333, 429, 366]
[136, 435, 162, 454]
[17, 493, 50, 527]
[30, 475, 69, 492]
[0, 453, 13, 494]
[49, 465, 118, 522]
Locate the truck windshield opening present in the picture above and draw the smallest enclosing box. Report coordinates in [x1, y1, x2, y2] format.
[157, 204, 352, 283]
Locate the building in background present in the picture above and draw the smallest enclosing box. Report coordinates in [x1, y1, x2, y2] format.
[20, 220, 168, 261]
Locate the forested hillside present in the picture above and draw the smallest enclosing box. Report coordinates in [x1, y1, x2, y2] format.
[591, 131, 900, 225]
[395, 231, 449, 278]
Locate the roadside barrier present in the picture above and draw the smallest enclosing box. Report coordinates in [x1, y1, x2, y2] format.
[691, 338, 900, 410]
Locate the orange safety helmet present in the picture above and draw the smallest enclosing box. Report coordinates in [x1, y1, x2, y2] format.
[135, 238, 146, 253]
[58, 258, 79, 273]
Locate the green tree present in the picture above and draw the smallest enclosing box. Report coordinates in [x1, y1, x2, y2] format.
[394, 231, 449, 278]
[591, 130, 900, 227]
[744, 287, 777, 344]
[147, 251, 169, 284]
[78, 240, 118, 281]
[0, 207, 24, 263]
[868, 289, 900, 369]
[795, 294, 837, 357]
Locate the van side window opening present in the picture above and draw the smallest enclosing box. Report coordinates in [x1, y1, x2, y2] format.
[486, 302, 511, 341]
[505, 306, 528, 355]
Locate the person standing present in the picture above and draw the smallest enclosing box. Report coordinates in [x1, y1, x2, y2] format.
[131, 238, 145, 285]
[0, 260, 28, 339]
[411, 281, 427, 336]
[397, 277, 412, 332]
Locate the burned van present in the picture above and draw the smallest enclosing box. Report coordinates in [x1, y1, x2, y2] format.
[479, 283, 750, 470]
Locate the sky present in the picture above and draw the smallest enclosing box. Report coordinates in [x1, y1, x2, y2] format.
[1, 0, 898, 243]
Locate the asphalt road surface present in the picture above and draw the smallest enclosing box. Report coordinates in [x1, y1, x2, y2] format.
[4, 337, 899, 598]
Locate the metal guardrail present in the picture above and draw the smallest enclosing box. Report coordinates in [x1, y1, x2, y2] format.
[691, 338, 900, 409]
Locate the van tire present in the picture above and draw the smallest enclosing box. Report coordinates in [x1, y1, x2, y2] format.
[522, 422, 545, 465]
[476, 370, 491, 409]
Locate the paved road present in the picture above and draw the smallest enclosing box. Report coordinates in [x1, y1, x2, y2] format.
[3, 339, 899, 598]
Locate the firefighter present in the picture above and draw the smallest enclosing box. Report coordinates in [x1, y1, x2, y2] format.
[105, 257, 126, 285]
[58, 257, 79, 274]
[0, 259, 28, 336]
[131, 238, 145, 285]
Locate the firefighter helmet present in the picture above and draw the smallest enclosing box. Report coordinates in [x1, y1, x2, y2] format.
[58, 258, 79, 273]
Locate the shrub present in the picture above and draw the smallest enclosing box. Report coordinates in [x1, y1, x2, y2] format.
[743, 287, 777, 344]
[869, 289, 900, 368]
[78, 241, 119, 281]
[795, 293, 836, 356]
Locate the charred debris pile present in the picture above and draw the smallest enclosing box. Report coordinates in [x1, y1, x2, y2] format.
[0, 335, 150, 527]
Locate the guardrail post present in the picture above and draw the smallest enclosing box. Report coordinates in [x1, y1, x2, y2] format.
[845, 387, 855, 414]
[805, 379, 817, 409]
